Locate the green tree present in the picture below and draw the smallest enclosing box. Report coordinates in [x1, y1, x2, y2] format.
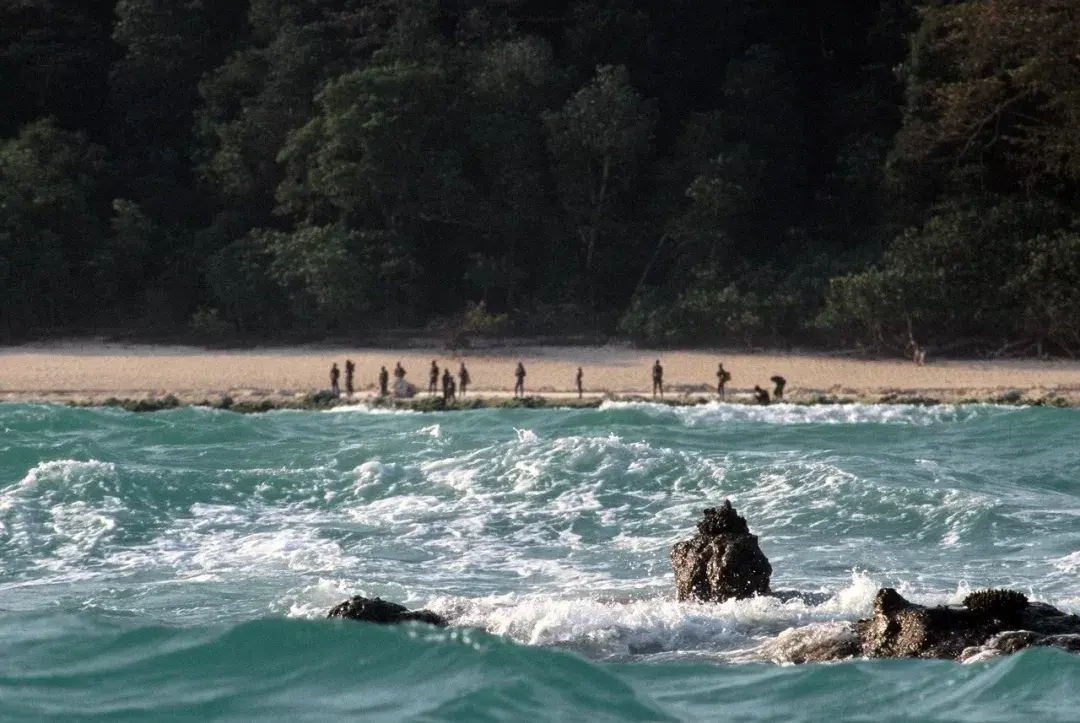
[0, 120, 108, 336]
[0, 1, 112, 137]
[819, 197, 1070, 352]
[275, 60, 469, 313]
[252, 224, 420, 327]
[1011, 232, 1080, 357]
[891, 0, 1080, 198]
[109, 0, 213, 216]
[464, 37, 563, 307]
[544, 64, 654, 307]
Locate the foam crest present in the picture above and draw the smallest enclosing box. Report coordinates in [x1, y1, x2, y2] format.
[322, 404, 417, 415]
[1, 460, 123, 573]
[597, 400, 1012, 426]
[422, 577, 878, 660]
[4, 459, 117, 496]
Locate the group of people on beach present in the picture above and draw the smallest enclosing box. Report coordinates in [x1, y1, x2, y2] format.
[651, 359, 784, 405]
[424, 360, 471, 401]
[329, 358, 787, 404]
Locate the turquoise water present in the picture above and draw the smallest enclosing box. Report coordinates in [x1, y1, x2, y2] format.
[2, 402, 1079, 721]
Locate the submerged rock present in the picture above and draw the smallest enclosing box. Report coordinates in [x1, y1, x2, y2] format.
[670, 500, 772, 602]
[327, 596, 447, 627]
[857, 587, 1080, 660]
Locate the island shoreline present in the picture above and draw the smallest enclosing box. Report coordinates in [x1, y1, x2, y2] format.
[4, 341, 1080, 411]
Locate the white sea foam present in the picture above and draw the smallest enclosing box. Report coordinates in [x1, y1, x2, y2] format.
[418, 424, 441, 438]
[3, 459, 117, 496]
[414, 571, 881, 660]
[323, 404, 417, 414]
[515, 428, 540, 443]
[597, 400, 1016, 426]
[1052, 550, 1080, 573]
[1, 460, 122, 571]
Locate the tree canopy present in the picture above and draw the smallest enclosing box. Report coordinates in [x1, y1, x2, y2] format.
[3, 0, 1079, 356]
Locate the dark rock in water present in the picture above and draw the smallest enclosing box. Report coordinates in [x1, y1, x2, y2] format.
[670, 500, 772, 602]
[984, 630, 1043, 655]
[858, 587, 1080, 660]
[1041, 633, 1080, 653]
[961, 630, 1080, 662]
[627, 640, 667, 656]
[962, 588, 1028, 619]
[327, 596, 447, 627]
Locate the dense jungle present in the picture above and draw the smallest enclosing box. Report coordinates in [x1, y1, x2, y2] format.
[2, 0, 1079, 356]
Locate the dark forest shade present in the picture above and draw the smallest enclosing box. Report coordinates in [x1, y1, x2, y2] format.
[2, 0, 1078, 356]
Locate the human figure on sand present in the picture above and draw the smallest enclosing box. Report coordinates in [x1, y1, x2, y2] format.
[753, 385, 770, 405]
[393, 362, 414, 398]
[344, 359, 355, 397]
[378, 366, 389, 397]
[716, 363, 731, 398]
[429, 360, 439, 395]
[458, 362, 470, 397]
[770, 375, 786, 401]
[330, 363, 340, 396]
[652, 359, 664, 398]
[442, 368, 455, 401]
[576, 367, 584, 399]
[514, 362, 526, 398]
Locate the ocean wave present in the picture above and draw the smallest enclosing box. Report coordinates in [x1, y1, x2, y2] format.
[4, 614, 1080, 722]
[6, 403, 1080, 720]
[0, 616, 674, 722]
[596, 400, 1019, 426]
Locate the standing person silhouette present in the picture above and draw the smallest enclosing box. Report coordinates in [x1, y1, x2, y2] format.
[392, 361, 408, 398]
[442, 368, 453, 401]
[576, 367, 584, 399]
[770, 375, 786, 401]
[652, 359, 664, 398]
[429, 360, 439, 396]
[716, 363, 732, 399]
[378, 366, 389, 397]
[330, 363, 341, 396]
[344, 359, 355, 397]
[458, 362, 470, 397]
[514, 362, 526, 398]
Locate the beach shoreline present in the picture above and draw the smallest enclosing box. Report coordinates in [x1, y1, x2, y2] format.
[3, 341, 1080, 409]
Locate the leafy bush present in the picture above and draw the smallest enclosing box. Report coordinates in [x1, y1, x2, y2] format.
[190, 306, 233, 338]
[817, 197, 1072, 353]
[618, 285, 766, 347]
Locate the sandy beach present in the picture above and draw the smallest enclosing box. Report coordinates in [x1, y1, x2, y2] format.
[3, 341, 1080, 406]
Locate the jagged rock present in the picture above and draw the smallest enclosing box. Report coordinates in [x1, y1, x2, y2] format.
[962, 589, 1028, 618]
[983, 630, 1044, 655]
[961, 631, 1080, 663]
[1041, 634, 1080, 653]
[670, 500, 772, 602]
[858, 587, 1080, 660]
[327, 596, 447, 627]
